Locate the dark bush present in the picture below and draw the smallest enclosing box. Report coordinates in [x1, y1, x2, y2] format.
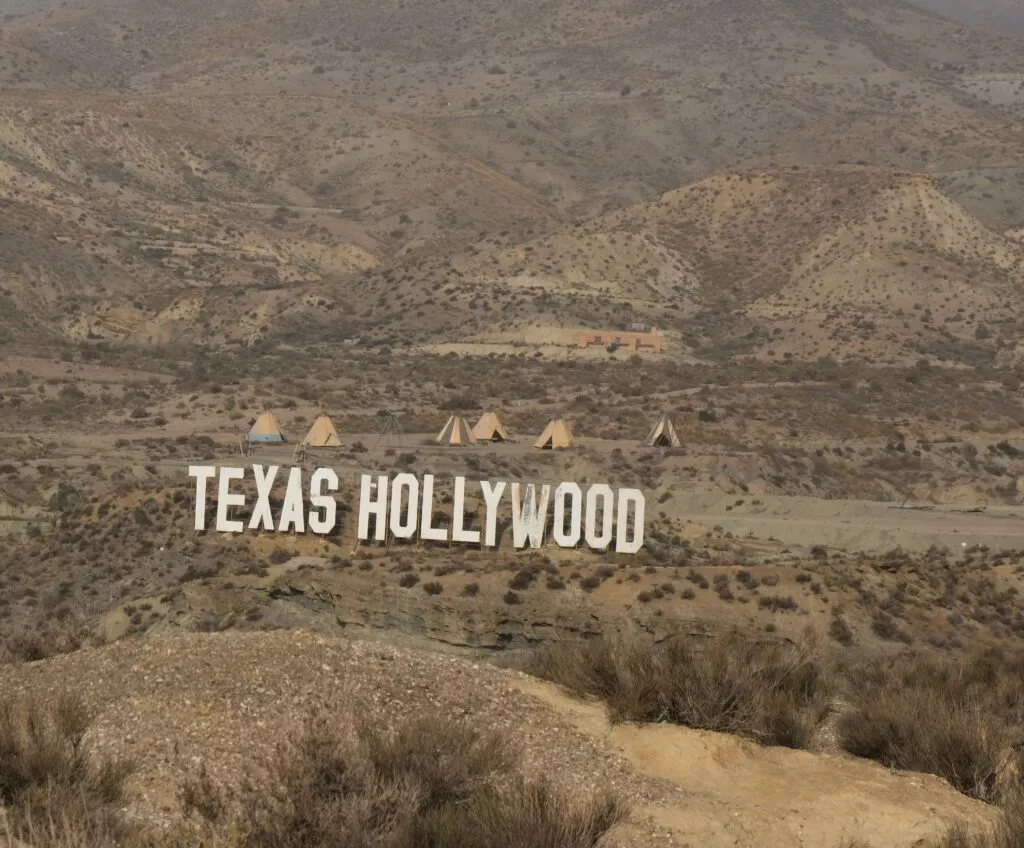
[828, 614, 855, 647]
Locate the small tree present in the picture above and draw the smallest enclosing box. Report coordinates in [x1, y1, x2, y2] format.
[49, 484, 83, 526]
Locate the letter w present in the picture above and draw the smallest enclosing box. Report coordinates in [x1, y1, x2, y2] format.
[510, 483, 550, 549]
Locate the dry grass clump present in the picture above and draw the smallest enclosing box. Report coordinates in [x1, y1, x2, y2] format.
[0, 617, 90, 665]
[183, 713, 626, 848]
[939, 795, 1024, 847]
[528, 629, 832, 748]
[0, 692, 133, 846]
[836, 649, 1024, 802]
[528, 631, 1024, 806]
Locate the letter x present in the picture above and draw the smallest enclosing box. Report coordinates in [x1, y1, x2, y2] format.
[249, 465, 279, 531]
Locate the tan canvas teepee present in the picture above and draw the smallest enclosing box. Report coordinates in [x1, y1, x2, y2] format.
[247, 409, 285, 444]
[534, 417, 574, 450]
[473, 411, 510, 442]
[643, 413, 681, 448]
[302, 411, 342, 448]
[437, 414, 478, 446]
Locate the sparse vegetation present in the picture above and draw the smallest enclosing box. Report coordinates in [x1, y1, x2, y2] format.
[528, 629, 831, 749]
[0, 692, 133, 844]
[940, 796, 1024, 848]
[836, 650, 1024, 802]
[180, 713, 626, 848]
[4, 0, 1024, 841]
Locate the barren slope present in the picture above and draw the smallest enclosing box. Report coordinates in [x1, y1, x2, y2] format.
[605, 166, 1024, 363]
[2, 0, 1024, 359]
[349, 165, 1024, 364]
[907, 0, 1024, 36]
[0, 630, 999, 847]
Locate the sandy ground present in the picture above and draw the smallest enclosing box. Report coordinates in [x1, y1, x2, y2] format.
[671, 486, 1024, 554]
[0, 630, 997, 848]
[514, 677, 996, 848]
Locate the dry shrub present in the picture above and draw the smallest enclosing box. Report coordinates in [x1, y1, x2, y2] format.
[528, 629, 832, 748]
[836, 649, 1024, 802]
[939, 794, 1024, 847]
[0, 617, 89, 664]
[1, 804, 126, 848]
[402, 776, 623, 848]
[185, 713, 625, 848]
[0, 692, 133, 845]
[529, 633, 1024, 804]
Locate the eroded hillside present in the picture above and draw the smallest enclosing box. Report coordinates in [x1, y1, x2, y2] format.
[1, 0, 1024, 360]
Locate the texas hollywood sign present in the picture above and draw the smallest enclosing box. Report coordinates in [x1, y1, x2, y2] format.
[188, 465, 646, 554]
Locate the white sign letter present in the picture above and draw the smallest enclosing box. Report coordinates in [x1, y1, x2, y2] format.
[452, 476, 480, 544]
[480, 480, 506, 547]
[358, 474, 389, 541]
[215, 466, 245, 533]
[389, 472, 419, 539]
[189, 465, 216, 531]
[249, 464, 278, 531]
[511, 483, 550, 549]
[552, 482, 582, 548]
[419, 474, 447, 542]
[615, 488, 645, 554]
[584, 484, 614, 550]
[309, 467, 338, 534]
[278, 467, 306, 533]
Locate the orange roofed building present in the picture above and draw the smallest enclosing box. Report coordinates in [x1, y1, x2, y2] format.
[576, 327, 662, 352]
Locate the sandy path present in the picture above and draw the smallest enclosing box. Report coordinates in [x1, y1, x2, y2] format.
[511, 677, 997, 848]
[673, 501, 1024, 553]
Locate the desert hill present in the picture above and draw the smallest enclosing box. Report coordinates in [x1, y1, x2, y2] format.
[5, 2, 1024, 843]
[12, 0, 1023, 230]
[2, 138, 1021, 364]
[336, 165, 1024, 365]
[907, 0, 1024, 36]
[6, 153, 1020, 365]
[2, 0, 1024, 360]
[600, 166, 1024, 364]
[0, 628, 999, 847]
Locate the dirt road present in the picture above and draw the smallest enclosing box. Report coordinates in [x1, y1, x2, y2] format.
[672, 490, 1024, 553]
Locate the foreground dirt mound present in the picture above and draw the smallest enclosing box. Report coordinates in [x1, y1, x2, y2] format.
[0, 631, 997, 847]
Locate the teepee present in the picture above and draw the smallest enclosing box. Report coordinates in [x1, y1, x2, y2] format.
[473, 411, 510, 442]
[534, 417, 574, 450]
[437, 414, 478, 446]
[643, 413, 681, 448]
[376, 413, 403, 448]
[302, 411, 342, 448]
[247, 409, 285, 444]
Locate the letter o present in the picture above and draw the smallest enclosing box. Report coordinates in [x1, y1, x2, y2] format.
[584, 484, 614, 550]
[553, 482, 582, 547]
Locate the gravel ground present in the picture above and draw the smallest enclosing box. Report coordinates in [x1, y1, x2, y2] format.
[0, 630, 682, 846]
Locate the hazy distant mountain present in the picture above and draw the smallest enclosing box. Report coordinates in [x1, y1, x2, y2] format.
[906, 0, 1024, 36]
[1, 0, 1024, 365]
